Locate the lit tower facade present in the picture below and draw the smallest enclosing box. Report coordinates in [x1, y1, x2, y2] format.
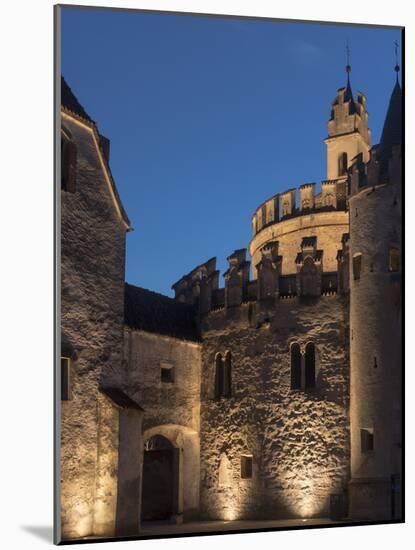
[324, 64, 371, 181]
[348, 65, 402, 520]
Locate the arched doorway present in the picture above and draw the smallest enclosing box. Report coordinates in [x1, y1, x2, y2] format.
[141, 434, 180, 521]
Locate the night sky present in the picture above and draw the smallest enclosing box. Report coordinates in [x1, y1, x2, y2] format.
[61, 7, 402, 296]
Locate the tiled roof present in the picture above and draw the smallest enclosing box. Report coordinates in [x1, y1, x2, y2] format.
[124, 283, 199, 341]
[61, 76, 94, 122]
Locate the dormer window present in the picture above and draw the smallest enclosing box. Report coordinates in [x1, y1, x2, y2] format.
[61, 128, 77, 193]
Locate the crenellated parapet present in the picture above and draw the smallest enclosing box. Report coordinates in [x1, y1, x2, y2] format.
[172, 235, 344, 316]
[349, 143, 402, 196]
[251, 180, 347, 237]
[171, 257, 219, 311]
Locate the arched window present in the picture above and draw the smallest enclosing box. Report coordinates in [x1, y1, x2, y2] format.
[290, 343, 301, 390]
[223, 351, 232, 397]
[214, 353, 223, 400]
[61, 130, 77, 193]
[338, 152, 348, 176]
[305, 342, 316, 389]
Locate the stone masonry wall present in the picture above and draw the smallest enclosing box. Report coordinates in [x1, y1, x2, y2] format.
[199, 296, 350, 520]
[60, 112, 127, 539]
[348, 181, 402, 520]
[124, 329, 202, 518]
[249, 211, 348, 277]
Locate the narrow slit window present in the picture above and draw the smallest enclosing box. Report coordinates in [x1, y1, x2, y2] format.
[389, 247, 400, 272]
[361, 428, 374, 452]
[61, 357, 71, 401]
[214, 353, 223, 399]
[241, 455, 253, 479]
[160, 361, 174, 383]
[338, 152, 348, 176]
[223, 351, 232, 398]
[353, 253, 362, 281]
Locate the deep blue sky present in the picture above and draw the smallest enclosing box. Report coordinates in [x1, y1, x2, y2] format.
[61, 7, 402, 296]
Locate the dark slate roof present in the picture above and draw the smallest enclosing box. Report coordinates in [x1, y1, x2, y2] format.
[61, 76, 94, 122]
[379, 80, 402, 165]
[100, 387, 144, 411]
[124, 283, 199, 341]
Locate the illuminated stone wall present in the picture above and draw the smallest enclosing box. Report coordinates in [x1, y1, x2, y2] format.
[124, 329, 202, 519]
[199, 296, 350, 520]
[348, 155, 402, 519]
[60, 111, 128, 539]
[249, 211, 348, 277]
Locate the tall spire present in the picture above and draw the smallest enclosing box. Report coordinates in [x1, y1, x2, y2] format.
[394, 40, 400, 83]
[344, 41, 354, 103]
[379, 47, 402, 166]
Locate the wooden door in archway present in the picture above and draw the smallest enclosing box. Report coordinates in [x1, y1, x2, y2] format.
[141, 435, 178, 521]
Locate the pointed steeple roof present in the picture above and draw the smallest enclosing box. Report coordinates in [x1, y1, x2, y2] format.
[61, 76, 94, 122]
[344, 65, 353, 102]
[379, 79, 402, 163]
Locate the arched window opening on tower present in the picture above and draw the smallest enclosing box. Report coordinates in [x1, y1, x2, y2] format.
[290, 343, 301, 390]
[338, 152, 348, 176]
[389, 246, 400, 272]
[214, 353, 223, 400]
[305, 342, 316, 389]
[61, 130, 77, 193]
[353, 253, 362, 280]
[223, 351, 232, 398]
[61, 357, 71, 400]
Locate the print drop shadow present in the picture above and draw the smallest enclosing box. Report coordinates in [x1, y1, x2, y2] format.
[20, 525, 53, 543]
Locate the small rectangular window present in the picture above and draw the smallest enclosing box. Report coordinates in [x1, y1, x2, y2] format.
[61, 357, 71, 401]
[361, 428, 374, 452]
[389, 247, 400, 272]
[353, 254, 362, 281]
[160, 361, 174, 383]
[241, 455, 253, 479]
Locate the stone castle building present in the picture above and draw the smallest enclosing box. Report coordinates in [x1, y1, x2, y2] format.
[59, 61, 402, 540]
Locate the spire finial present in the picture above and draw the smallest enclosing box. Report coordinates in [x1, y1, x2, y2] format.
[394, 40, 400, 83]
[346, 40, 351, 76]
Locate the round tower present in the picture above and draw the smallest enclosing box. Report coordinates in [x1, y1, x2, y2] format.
[348, 75, 402, 520]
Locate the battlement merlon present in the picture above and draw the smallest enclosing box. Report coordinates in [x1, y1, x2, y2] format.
[348, 143, 401, 197]
[172, 237, 347, 312]
[251, 180, 347, 237]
